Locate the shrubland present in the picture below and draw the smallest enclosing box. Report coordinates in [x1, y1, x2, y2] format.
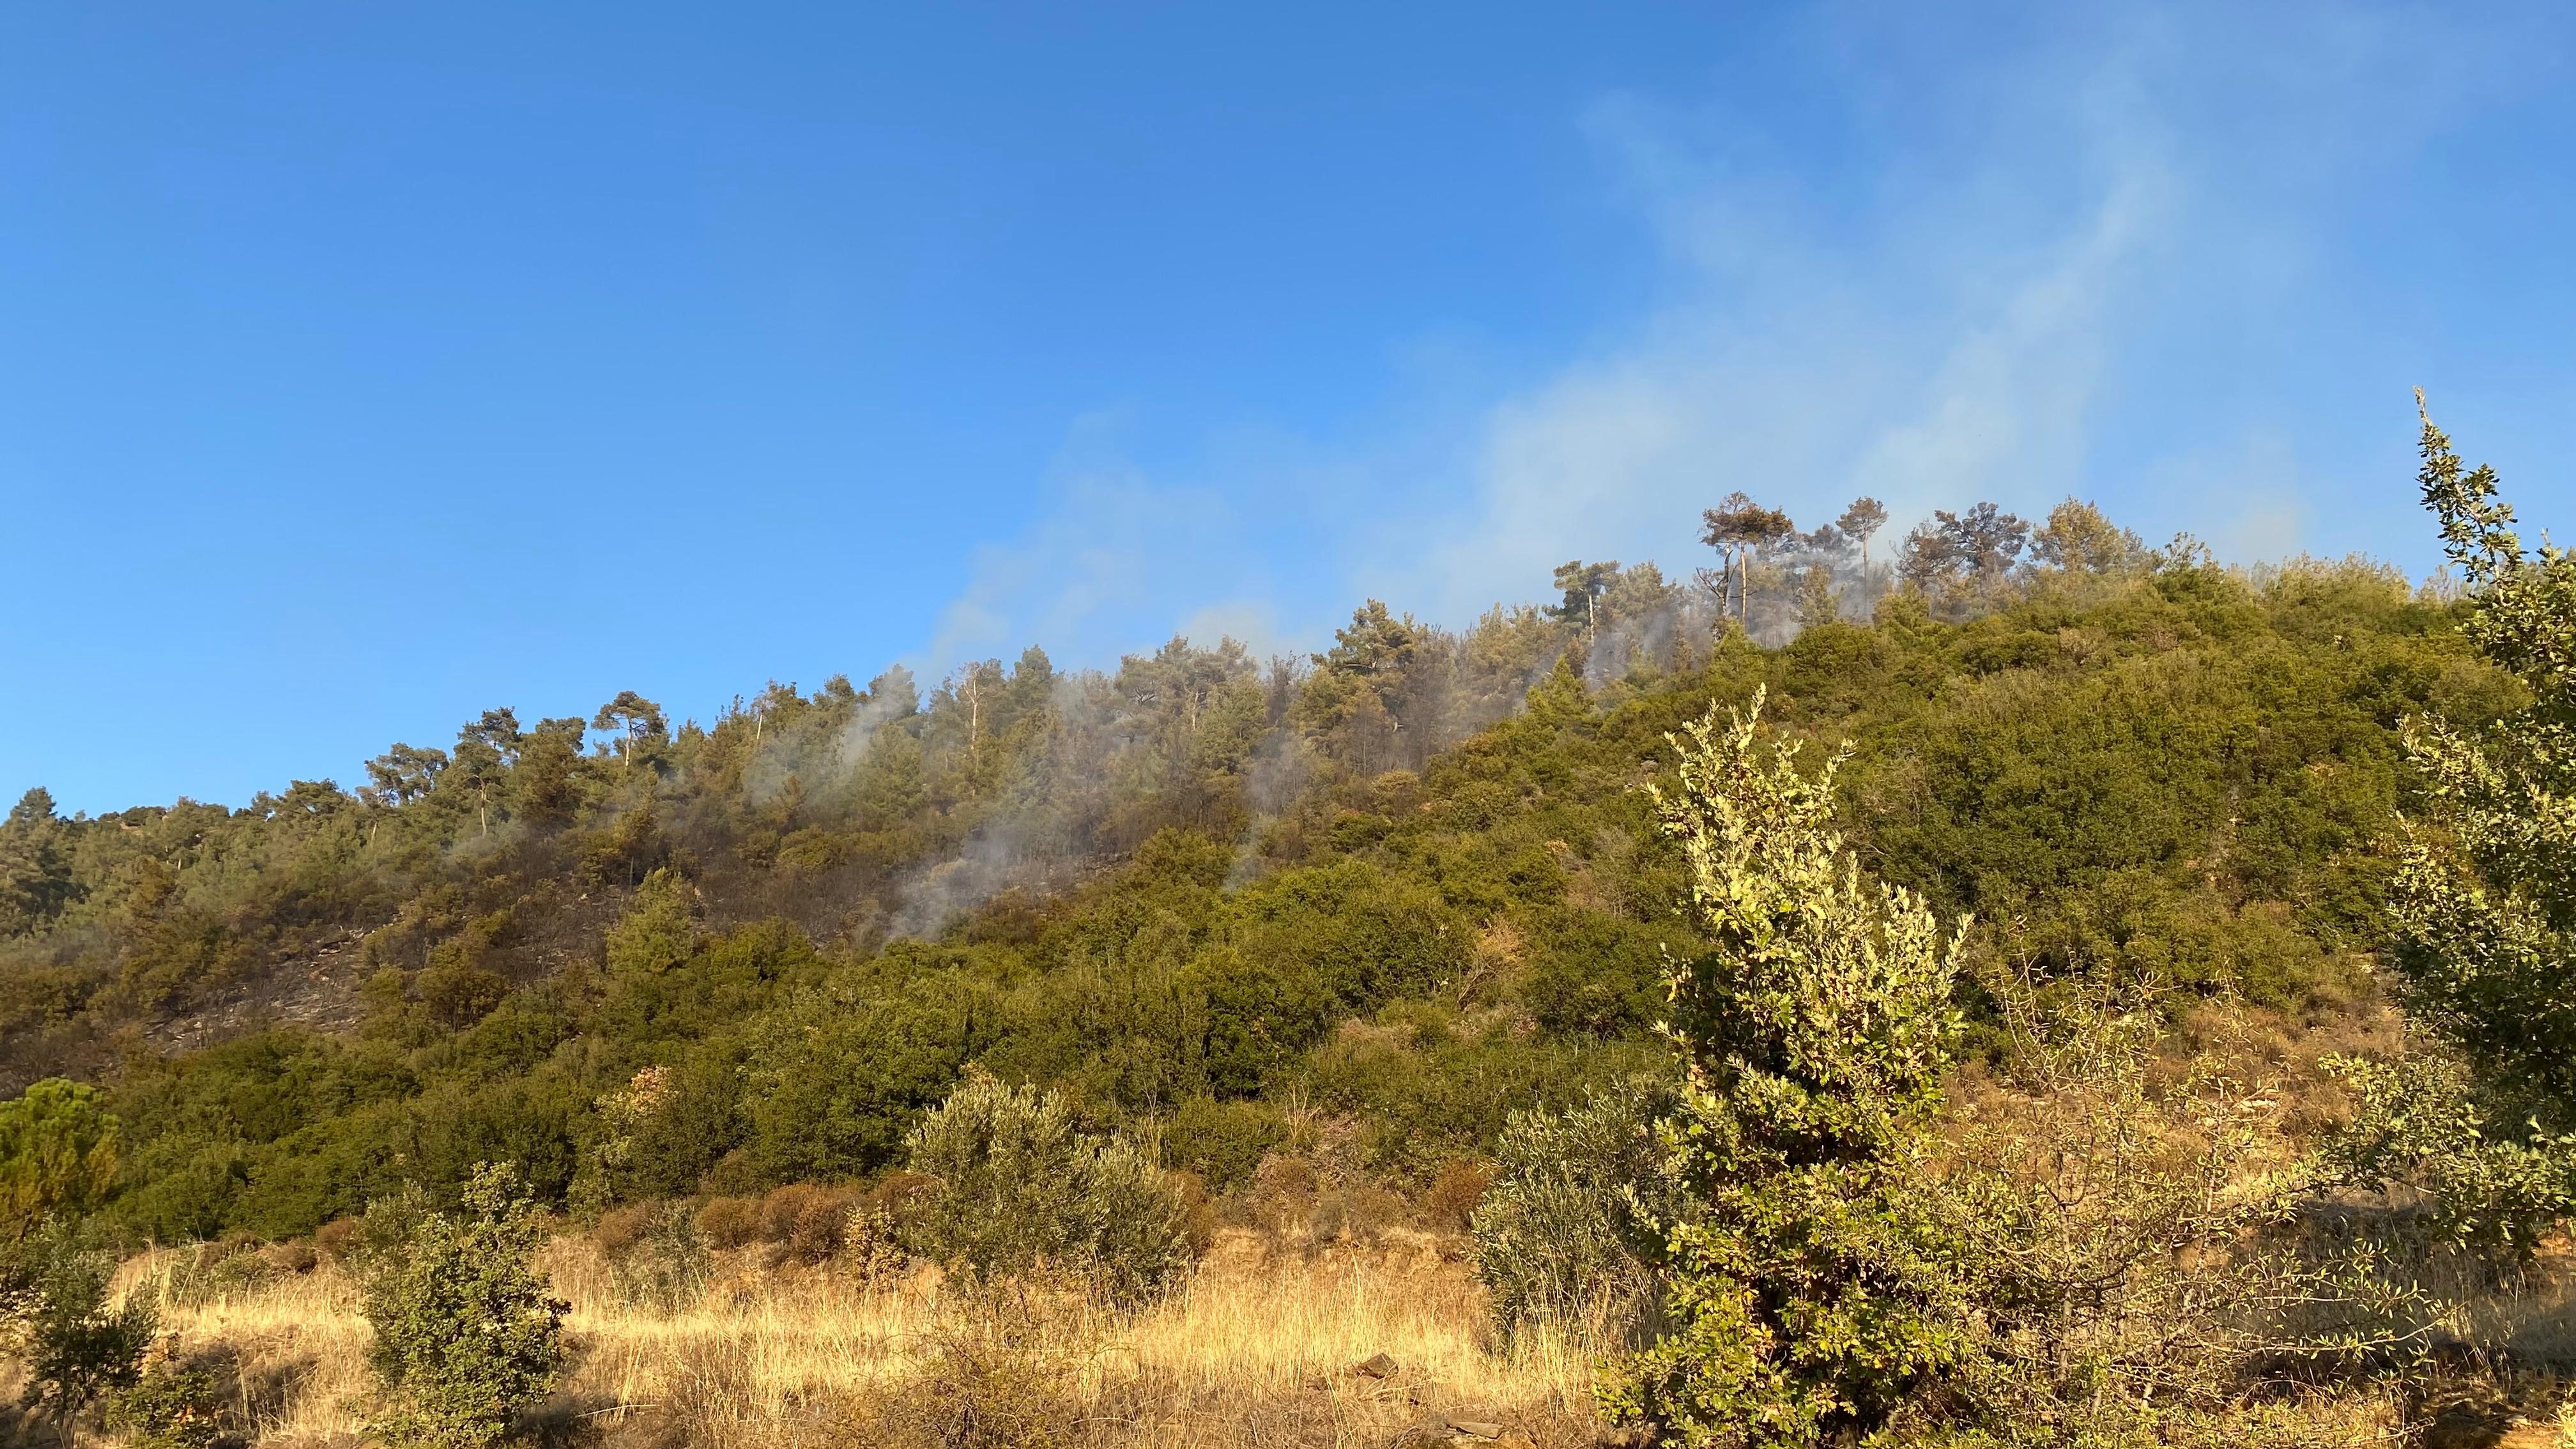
[1, 428, 2570, 1445]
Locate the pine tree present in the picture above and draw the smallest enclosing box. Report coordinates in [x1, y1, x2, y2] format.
[0, 788, 78, 937]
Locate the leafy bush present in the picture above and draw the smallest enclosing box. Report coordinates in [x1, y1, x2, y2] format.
[359, 1162, 567, 1449]
[2289, 406, 2576, 1347]
[104, 1351, 226, 1449]
[604, 868, 701, 977]
[1472, 1080, 1681, 1338]
[0, 1078, 121, 1241]
[2318, 1045, 2576, 1270]
[900, 1069, 1190, 1302]
[2384, 403, 2576, 1117]
[1515, 906, 1678, 1038]
[1160, 1095, 1284, 1193]
[1604, 693, 1970, 1447]
[12, 1218, 155, 1443]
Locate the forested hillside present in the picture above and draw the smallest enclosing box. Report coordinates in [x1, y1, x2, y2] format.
[0, 494, 2501, 1246]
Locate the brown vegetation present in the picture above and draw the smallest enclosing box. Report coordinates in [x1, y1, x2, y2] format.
[102, 1222, 1595, 1449]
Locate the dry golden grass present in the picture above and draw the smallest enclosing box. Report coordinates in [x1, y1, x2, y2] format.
[102, 1198, 2512, 1447]
[114, 1247, 376, 1445]
[109, 1227, 1596, 1448]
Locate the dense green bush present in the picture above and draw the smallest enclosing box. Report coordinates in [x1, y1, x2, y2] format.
[359, 1163, 567, 1449]
[1471, 1078, 1681, 1337]
[900, 1070, 1191, 1302]
[1514, 905, 1683, 1038]
[12, 1218, 155, 1443]
[103, 1353, 227, 1449]
[0, 1078, 121, 1241]
[1604, 694, 1970, 1448]
[1160, 1095, 1285, 1193]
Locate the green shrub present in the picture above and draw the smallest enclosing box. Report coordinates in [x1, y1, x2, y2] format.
[2388, 404, 2576, 1110]
[419, 965, 510, 1031]
[12, 1218, 155, 1443]
[1472, 1080, 1681, 1338]
[0, 1078, 121, 1241]
[2319, 1045, 2576, 1270]
[1160, 1096, 1284, 1193]
[1515, 907, 1677, 1038]
[104, 1351, 226, 1449]
[1605, 693, 1970, 1447]
[900, 1070, 1190, 1302]
[359, 1163, 567, 1449]
[603, 868, 701, 977]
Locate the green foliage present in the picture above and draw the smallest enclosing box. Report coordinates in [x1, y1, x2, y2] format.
[0, 788, 80, 939]
[602, 867, 701, 977]
[11, 1218, 155, 1440]
[2312, 399, 2576, 1281]
[0, 1078, 119, 1243]
[2389, 397, 2576, 1107]
[744, 965, 986, 1184]
[103, 1353, 227, 1449]
[359, 1162, 567, 1449]
[1607, 692, 1970, 1448]
[1472, 1078, 1682, 1337]
[900, 1069, 1191, 1303]
[2320, 1046, 2576, 1267]
[1160, 1096, 1285, 1193]
[1303, 1005, 1651, 1174]
[1517, 906, 1682, 1038]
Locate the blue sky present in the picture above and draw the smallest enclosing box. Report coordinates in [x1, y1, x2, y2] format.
[4, 3, 2573, 813]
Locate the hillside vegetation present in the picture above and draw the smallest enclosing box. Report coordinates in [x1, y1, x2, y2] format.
[3, 442, 2567, 1447]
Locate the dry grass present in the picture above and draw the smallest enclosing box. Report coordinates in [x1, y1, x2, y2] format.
[113, 1247, 377, 1445]
[101, 1172, 2538, 1447]
[107, 1227, 1595, 1448]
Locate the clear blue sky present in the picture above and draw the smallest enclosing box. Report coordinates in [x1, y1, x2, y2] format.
[5, 3, 2573, 813]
